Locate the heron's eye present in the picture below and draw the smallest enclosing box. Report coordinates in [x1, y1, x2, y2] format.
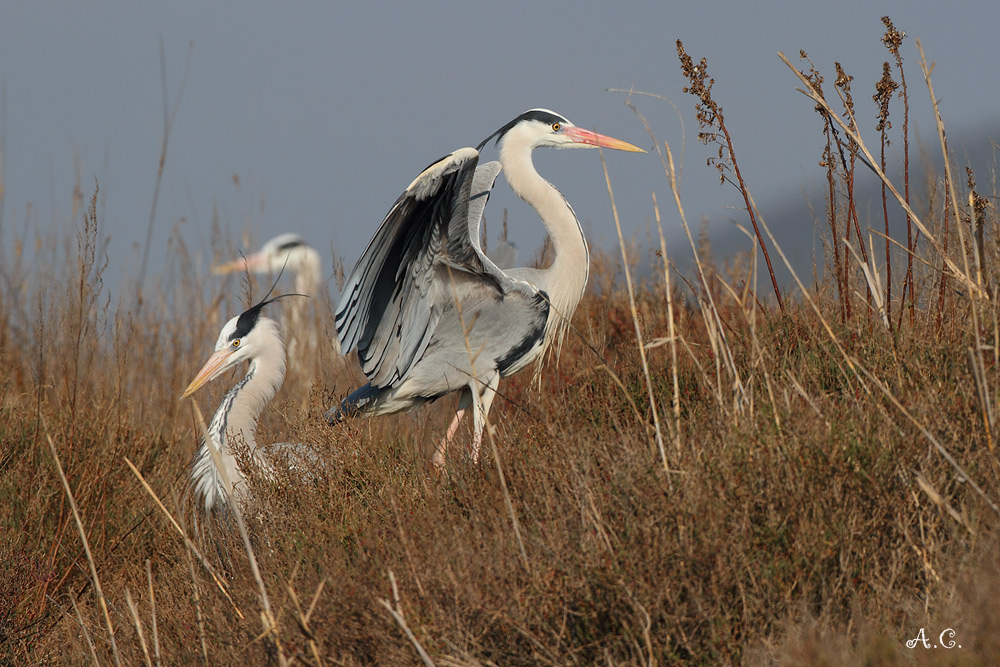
[551, 123, 561, 132]
[232, 339, 240, 349]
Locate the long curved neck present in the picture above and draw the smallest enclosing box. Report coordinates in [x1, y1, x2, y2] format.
[500, 131, 590, 343]
[191, 338, 285, 512]
[292, 249, 322, 298]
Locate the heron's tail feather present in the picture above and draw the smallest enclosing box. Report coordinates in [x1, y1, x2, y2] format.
[325, 382, 381, 424]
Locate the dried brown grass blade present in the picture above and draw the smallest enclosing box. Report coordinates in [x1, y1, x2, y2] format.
[123, 457, 244, 620]
[44, 420, 123, 666]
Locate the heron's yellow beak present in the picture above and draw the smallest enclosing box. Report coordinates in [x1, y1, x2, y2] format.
[181, 348, 235, 399]
[562, 127, 646, 153]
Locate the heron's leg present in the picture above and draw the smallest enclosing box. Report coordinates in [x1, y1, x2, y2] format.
[469, 371, 499, 463]
[432, 389, 472, 469]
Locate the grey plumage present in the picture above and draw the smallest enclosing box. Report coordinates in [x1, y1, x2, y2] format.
[330, 109, 644, 466]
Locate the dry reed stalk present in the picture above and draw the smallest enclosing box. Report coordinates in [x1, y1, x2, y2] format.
[69, 592, 100, 666]
[182, 545, 209, 665]
[598, 147, 668, 473]
[136, 39, 192, 314]
[285, 578, 325, 665]
[652, 192, 682, 454]
[124, 587, 153, 667]
[832, 63, 874, 314]
[968, 346, 995, 452]
[44, 422, 122, 666]
[379, 570, 436, 667]
[915, 39, 994, 456]
[123, 458, 243, 619]
[188, 401, 287, 666]
[676, 40, 785, 312]
[145, 559, 160, 666]
[844, 238, 889, 329]
[914, 472, 974, 534]
[881, 16, 915, 324]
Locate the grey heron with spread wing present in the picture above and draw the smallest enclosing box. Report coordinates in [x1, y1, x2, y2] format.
[181, 292, 310, 513]
[329, 109, 643, 467]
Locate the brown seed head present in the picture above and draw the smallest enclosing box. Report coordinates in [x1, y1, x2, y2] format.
[873, 62, 898, 133]
[881, 16, 905, 56]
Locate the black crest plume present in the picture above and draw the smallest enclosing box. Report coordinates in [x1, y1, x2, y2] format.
[230, 257, 308, 340]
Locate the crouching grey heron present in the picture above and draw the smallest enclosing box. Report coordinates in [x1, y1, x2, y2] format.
[329, 108, 643, 467]
[181, 291, 311, 513]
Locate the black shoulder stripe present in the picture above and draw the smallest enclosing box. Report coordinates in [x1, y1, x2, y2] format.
[494, 291, 549, 375]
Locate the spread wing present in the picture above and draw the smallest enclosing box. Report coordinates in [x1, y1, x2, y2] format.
[336, 148, 530, 387]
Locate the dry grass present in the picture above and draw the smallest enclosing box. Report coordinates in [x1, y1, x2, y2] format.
[3, 19, 1000, 664]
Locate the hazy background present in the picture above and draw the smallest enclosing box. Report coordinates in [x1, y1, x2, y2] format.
[2, 1, 998, 302]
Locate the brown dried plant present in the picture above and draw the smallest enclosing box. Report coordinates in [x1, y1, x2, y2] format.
[676, 39, 784, 312]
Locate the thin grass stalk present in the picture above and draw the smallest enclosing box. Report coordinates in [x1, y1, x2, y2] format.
[182, 545, 209, 665]
[652, 192, 682, 454]
[882, 16, 915, 323]
[937, 181, 952, 328]
[145, 559, 160, 666]
[916, 39, 988, 402]
[124, 587, 153, 667]
[599, 148, 668, 472]
[124, 458, 243, 619]
[676, 41, 784, 312]
[620, 92, 744, 418]
[844, 238, 888, 329]
[967, 347, 995, 452]
[136, 39, 192, 314]
[661, 139, 741, 409]
[380, 570, 436, 667]
[189, 401, 286, 666]
[44, 421, 122, 666]
[69, 592, 100, 667]
[618, 95, 682, 449]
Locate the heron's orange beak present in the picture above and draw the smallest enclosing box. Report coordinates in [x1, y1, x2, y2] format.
[212, 251, 267, 276]
[181, 348, 236, 399]
[562, 127, 645, 153]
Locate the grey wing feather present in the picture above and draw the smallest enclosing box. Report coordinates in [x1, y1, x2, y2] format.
[336, 148, 499, 387]
[465, 160, 520, 275]
[466, 162, 501, 251]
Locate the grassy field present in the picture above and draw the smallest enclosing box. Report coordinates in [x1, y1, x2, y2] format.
[3, 20, 1000, 665]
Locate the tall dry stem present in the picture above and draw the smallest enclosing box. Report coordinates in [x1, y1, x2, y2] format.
[45, 421, 122, 666]
[599, 147, 668, 473]
[677, 40, 784, 312]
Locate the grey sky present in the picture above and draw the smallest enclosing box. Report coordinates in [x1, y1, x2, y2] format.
[2, 1, 998, 298]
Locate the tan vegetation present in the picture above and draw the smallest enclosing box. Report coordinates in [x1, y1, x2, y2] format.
[3, 18, 999, 664]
